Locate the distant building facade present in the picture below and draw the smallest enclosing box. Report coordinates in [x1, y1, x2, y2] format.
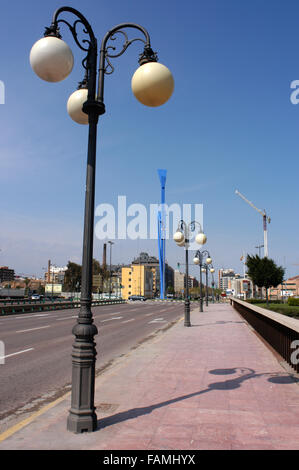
[121, 265, 153, 299]
[218, 269, 235, 291]
[131, 252, 174, 296]
[0, 266, 15, 283]
[174, 270, 185, 295]
[269, 275, 299, 298]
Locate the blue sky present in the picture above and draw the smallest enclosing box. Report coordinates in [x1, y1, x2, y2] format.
[0, 0, 299, 282]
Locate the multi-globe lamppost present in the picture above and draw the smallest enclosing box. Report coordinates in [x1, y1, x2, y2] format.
[210, 265, 215, 303]
[193, 250, 212, 312]
[30, 6, 174, 433]
[173, 220, 207, 327]
[204, 264, 215, 306]
[108, 240, 114, 300]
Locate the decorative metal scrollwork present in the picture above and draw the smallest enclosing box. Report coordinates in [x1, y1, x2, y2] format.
[56, 19, 91, 52]
[103, 27, 156, 76]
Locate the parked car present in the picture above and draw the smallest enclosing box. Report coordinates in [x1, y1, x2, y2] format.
[128, 295, 147, 301]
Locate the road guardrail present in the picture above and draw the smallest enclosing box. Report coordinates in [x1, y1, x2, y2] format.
[0, 299, 126, 316]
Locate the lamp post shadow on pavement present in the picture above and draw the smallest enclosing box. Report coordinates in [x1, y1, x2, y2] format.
[173, 220, 207, 326]
[30, 5, 174, 434]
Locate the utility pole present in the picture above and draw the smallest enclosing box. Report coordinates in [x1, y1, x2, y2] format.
[255, 244, 264, 258]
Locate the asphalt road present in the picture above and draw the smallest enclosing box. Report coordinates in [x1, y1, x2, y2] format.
[0, 301, 184, 431]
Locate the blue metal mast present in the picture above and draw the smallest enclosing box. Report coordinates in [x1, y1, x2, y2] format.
[157, 169, 167, 299]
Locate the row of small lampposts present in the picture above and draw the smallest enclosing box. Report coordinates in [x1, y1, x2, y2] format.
[193, 251, 215, 311]
[173, 220, 208, 326]
[173, 220, 216, 321]
[30, 6, 174, 434]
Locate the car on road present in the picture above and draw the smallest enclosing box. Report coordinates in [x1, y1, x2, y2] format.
[31, 294, 41, 300]
[128, 295, 147, 301]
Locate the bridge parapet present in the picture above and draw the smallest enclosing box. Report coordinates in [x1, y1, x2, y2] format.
[231, 297, 299, 373]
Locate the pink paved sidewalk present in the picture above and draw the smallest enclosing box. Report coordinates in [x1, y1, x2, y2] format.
[0, 303, 298, 450]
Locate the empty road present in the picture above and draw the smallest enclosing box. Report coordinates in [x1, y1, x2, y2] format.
[0, 301, 184, 431]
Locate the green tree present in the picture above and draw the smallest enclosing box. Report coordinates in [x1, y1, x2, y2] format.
[24, 278, 30, 297]
[246, 255, 284, 304]
[64, 259, 104, 293]
[167, 285, 174, 294]
[63, 261, 82, 292]
[38, 283, 45, 295]
[92, 259, 101, 275]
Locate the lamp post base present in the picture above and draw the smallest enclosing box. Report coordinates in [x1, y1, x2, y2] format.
[184, 300, 191, 327]
[67, 410, 97, 434]
[67, 320, 98, 434]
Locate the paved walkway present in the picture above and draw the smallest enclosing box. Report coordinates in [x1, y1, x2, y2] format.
[0, 303, 298, 450]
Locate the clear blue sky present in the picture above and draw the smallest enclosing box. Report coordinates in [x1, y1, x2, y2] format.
[0, 0, 298, 282]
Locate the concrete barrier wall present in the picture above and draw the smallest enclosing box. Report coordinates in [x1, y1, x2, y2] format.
[231, 297, 299, 373]
[0, 299, 126, 316]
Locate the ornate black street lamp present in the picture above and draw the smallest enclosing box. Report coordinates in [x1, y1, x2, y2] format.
[173, 220, 207, 326]
[108, 240, 114, 299]
[193, 250, 212, 312]
[202, 264, 209, 307]
[210, 266, 215, 302]
[30, 6, 174, 434]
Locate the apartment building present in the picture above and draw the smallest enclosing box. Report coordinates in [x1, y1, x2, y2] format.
[174, 270, 185, 295]
[0, 266, 14, 283]
[269, 275, 299, 298]
[218, 269, 235, 291]
[121, 265, 153, 300]
[131, 252, 174, 296]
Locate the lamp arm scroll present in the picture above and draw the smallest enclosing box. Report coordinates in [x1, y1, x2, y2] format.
[97, 23, 157, 103]
[45, 7, 98, 104]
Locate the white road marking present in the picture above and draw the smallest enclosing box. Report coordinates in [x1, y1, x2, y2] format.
[16, 326, 50, 333]
[103, 311, 122, 315]
[32, 314, 51, 317]
[0, 348, 34, 360]
[56, 316, 77, 321]
[121, 319, 135, 323]
[148, 318, 166, 324]
[101, 316, 123, 322]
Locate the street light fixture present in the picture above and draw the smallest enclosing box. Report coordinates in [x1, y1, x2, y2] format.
[108, 241, 114, 299]
[193, 250, 212, 312]
[173, 220, 206, 327]
[30, 6, 174, 434]
[210, 266, 215, 303]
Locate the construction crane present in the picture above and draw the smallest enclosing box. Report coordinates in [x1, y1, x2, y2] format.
[235, 190, 271, 257]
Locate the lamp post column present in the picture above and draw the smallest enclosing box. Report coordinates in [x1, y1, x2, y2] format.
[199, 256, 203, 312]
[108, 241, 114, 299]
[205, 266, 209, 306]
[184, 240, 191, 327]
[67, 91, 102, 434]
[65, 16, 105, 429]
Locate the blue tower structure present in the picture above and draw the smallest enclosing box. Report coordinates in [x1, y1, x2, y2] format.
[157, 169, 167, 299]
